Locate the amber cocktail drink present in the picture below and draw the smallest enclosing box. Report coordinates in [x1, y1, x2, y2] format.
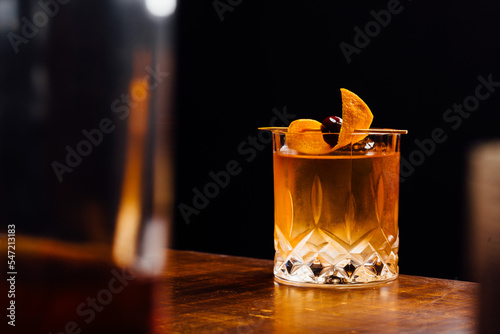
[271, 131, 402, 286]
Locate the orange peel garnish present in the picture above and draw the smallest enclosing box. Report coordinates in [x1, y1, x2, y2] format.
[283, 89, 374, 154]
[332, 88, 374, 150]
[286, 119, 331, 154]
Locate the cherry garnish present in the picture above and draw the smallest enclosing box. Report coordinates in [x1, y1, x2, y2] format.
[321, 116, 342, 146]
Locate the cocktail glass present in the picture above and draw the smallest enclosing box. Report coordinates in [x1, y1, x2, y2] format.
[270, 129, 405, 286]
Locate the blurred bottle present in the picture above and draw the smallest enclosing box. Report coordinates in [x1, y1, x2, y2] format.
[0, 0, 175, 332]
[468, 141, 500, 334]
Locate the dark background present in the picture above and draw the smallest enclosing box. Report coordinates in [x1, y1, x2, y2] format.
[172, 0, 500, 280]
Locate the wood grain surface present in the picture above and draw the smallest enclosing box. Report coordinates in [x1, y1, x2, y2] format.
[153, 250, 479, 333]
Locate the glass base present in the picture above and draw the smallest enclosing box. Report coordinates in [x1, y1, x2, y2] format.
[274, 255, 399, 287]
[274, 274, 398, 288]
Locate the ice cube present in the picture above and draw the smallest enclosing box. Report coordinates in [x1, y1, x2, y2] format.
[352, 137, 375, 152]
[280, 144, 297, 155]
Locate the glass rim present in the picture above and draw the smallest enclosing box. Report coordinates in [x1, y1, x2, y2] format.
[259, 127, 408, 135]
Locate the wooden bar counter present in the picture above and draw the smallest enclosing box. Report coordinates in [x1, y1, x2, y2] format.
[153, 250, 479, 333]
